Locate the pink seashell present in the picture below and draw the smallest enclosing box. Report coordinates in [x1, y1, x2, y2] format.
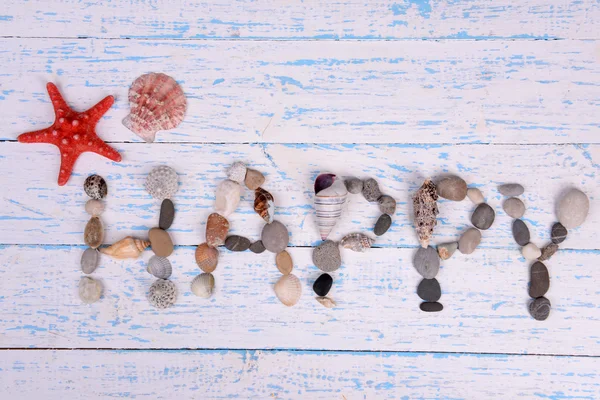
[122, 73, 187, 142]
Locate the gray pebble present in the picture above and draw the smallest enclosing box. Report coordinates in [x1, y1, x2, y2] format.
[529, 261, 549, 298]
[512, 219, 530, 246]
[81, 247, 99, 274]
[417, 278, 441, 302]
[374, 214, 392, 236]
[225, 235, 251, 251]
[249, 240, 266, 254]
[529, 296, 551, 321]
[261, 220, 289, 253]
[436, 176, 467, 201]
[458, 228, 481, 255]
[413, 246, 440, 279]
[344, 178, 363, 194]
[362, 178, 382, 202]
[498, 183, 524, 196]
[377, 195, 396, 215]
[551, 222, 567, 244]
[313, 240, 342, 272]
[159, 199, 175, 230]
[470, 203, 495, 230]
[502, 197, 525, 219]
[420, 302, 443, 312]
[557, 188, 589, 229]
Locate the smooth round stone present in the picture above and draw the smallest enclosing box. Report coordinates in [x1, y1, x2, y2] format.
[313, 240, 342, 273]
[374, 214, 392, 236]
[344, 177, 363, 194]
[529, 297, 551, 321]
[551, 222, 568, 244]
[224, 235, 251, 251]
[377, 195, 396, 215]
[503, 197, 525, 219]
[436, 176, 467, 201]
[521, 243, 541, 260]
[538, 243, 559, 262]
[529, 261, 550, 298]
[417, 278, 441, 302]
[420, 302, 443, 312]
[437, 242, 457, 260]
[466, 188, 484, 205]
[498, 183, 524, 196]
[512, 219, 530, 246]
[80, 247, 99, 274]
[458, 228, 481, 255]
[261, 220, 289, 253]
[159, 199, 175, 230]
[362, 178, 382, 202]
[244, 168, 265, 190]
[557, 188, 589, 229]
[79, 276, 103, 304]
[313, 273, 333, 297]
[148, 227, 174, 257]
[84, 216, 104, 249]
[470, 203, 495, 230]
[85, 199, 104, 216]
[413, 246, 440, 279]
[249, 240, 266, 254]
[276, 250, 294, 275]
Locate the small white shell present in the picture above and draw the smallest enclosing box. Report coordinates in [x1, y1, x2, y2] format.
[147, 256, 172, 279]
[227, 161, 247, 184]
[274, 274, 302, 307]
[145, 165, 179, 200]
[316, 296, 336, 308]
[79, 276, 103, 304]
[148, 279, 177, 309]
[191, 273, 215, 298]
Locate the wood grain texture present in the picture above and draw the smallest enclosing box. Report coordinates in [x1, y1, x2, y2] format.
[1, 39, 599, 144]
[0, 0, 598, 40]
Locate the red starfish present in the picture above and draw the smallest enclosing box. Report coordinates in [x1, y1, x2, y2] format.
[17, 82, 122, 186]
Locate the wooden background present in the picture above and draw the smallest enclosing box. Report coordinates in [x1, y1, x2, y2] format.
[0, 1, 599, 398]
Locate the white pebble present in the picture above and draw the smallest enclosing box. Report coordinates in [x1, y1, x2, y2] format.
[466, 188, 484, 205]
[521, 243, 541, 260]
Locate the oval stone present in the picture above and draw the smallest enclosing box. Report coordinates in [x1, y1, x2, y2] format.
[512, 219, 530, 246]
[374, 213, 392, 236]
[84, 216, 104, 249]
[244, 168, 265, 190]
[502, 197, 525, 219]
[436, 176, 467, 201]
[521, 243, 541, 260]
[413, 246, 440, 279]
[159, 199, 175, 230]
[498, 183, 524, 196]
[206, 213, 229, 248]
[557, 188, 589, 229]
[417, 278, 441, 302]
[81, 247, 99, 274]
[261, 220, 289, 253]
[85, 199, 104, 216]
[224, 235, 251, 252]
[458, 228, 481, 255]
[313, 240, 342, 273]
[551, 222, 568, 244]
[344, 177, 363, 194]
[362, 178, 382, 202]
[466, 188, 484, 205]
[148, 227, 174, 257]
[419, 302, 443, 312]
[529, 296, 551, 321]
[249, 240, 266, 254]
[470, 203, 495, 230]
[529, 261, 550, 298]
[377, 195, 396, 215]
[313, 273, 333, 297]
[276, 250, 294, 275]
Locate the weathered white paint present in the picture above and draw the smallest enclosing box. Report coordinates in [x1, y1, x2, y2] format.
[1, 39, 599, 144]
[0, 0, 598, 40]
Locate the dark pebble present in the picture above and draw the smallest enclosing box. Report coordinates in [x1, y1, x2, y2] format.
[470, 203, 495, 230]
[420, 302, 443, 312]
[529, 297, 551, 321]
[417, 278, 441, 302]
[529, 261, 550, 298]
[159, 199, 175, 230]
[512, 219, 530, 246]
[313, 273, 333, 297]
[551, 222, 567, 244]
[224, 235, 251, 251]
[249, 240, 266, 254]
[374, 214, 392, 236]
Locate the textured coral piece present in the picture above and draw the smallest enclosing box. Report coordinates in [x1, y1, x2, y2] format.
[413, 178, 439, 248]
[17, 83, 121, 186]
[254, 187, 275, 223]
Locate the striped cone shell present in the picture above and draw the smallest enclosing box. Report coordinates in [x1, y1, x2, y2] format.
[314, 178, 347, 240]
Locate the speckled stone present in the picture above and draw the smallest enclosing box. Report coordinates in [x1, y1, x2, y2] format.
[374, 214, 392, 236]
[159, 199, 175, 230]
[344, 177, 363, 194]
[436, 176, 467, 201]
[378, 195, 396, 215]
[466, 188, 484, 205]
[512, 219, 530, 246]
[498, 183, 524, 196]
[413, 246, 440, 279]
[313, 273, 333, 297]
[529, 296, 551, 321]
[551, 222, 568, 244]
[224, 235, 251, 251]
[503, 197, 525, 219]
[261, 221, 289, 253]
[362, 178, 382, 202]
[521, 243, 541, 260]
[538, 243, 559, 262]
[417, 278, 441, 302]
[557, 189, 589, 229]
[249, 240, 266, 254]
[313, 240, 342, 273]
[420, 302, 443, 312]
[529, 261, 550, 298]
[458, 228, 481, 255]
[470, 203, 495, 230]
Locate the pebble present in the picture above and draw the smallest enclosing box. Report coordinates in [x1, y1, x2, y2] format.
[362, 178, 382, 202]
[148, 227, 174, 257]
[498, 183, 524, 196]
[529, 261, 550, 298]
[224, 235, 251, 251]
[79, 276, 103, 304]
[344, 177, 363, 194]
[84, 174, 107, 200]
[557, 188, 589, 229]
[249, 240, 266, 254]
[417, 278, 441, 302]
[377, 195, 396, 215]
[528, 296, 551, 321]
[466, 188, 484, 205]
[80, 248, 99, 274]
[261, 220, 289, 253]
[227, 161, 247, 184]
[503, 197, 525, 219]
[512, 219, 530, 246]
[206, 213, 229, 247]
[276, 250, 294, 275]
[313, 240, 342, 272]
[436, 176, 467, 201]
[551, 222, 568, 244]
[419, 302, 443, 312]
[538, 243, 559, 262]
[84, 216, 104, 249]
[244, 168, 265, 190]
[374, 214, 392, 236]
[413, 246, 440, 279]
[85, 199, 104, 216]
[195, 243, 219, 273]
[159, 199, 175, 230]
[521, 242, 541, 260]
[458, 228, 481, 255]
[214, 179, 241, 217]
[313, 273, 333, 297]
[470, 203, 495, 230]
[437, 242, 458, 260]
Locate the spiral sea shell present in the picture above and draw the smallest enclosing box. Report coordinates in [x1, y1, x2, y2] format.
[340, 233, 375, 252]
[314, 174, 347, 241]
[100, 237, 150, 259]
[148, 279, 177, 309]
[191, 273, 215, 298]
[147, 256, 172, 279]
[413, 178, 439, 248]
[145, 165, 179, 201]
[274, 274, 302, 307]
[254, 187, 275, 223]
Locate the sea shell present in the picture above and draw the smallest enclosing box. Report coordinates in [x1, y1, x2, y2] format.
[79, 276, 103, 304]
[314, 175, 347, 240]
[84, 174, 107, 200]
[206, 213, 229, 247]
[214, 179, 241, 217]
[274, 274, 302, 307]
[81, 247, 99, 274]
[148, 279, 177, 309]
[227, 161, 247, 184]
[100, 237, 150, 259]
[145, 165, 178, 200]
[413, 178, 439, 248]
[191, 273, 215, 298]
[340, 233, 375, 252]
[122, 72, 187, 143]
[316, 296, 336, 308]
[314, 173, 336, 194]
[85, 199, 105, 216]
[195, 243, 219, 273]
[147, 256, 172, 279]
[254, 187, 275, 223]
[84, 216, 104, 249]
